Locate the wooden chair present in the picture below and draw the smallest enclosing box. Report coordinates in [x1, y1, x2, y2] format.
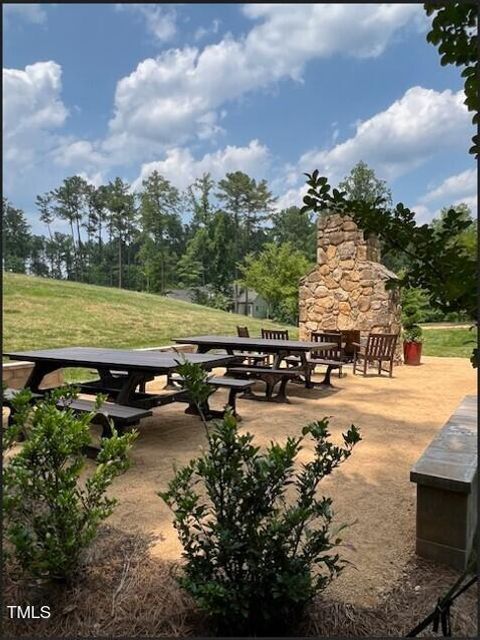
[261, 328, 289, 340]
[353, 333, 398, 377]
[262, 328, 289, 366]
[338, 330, 361, 364]
[235, 326, 269, 366]
[237, 325, 249, 338]
[309, 332, 344, 385]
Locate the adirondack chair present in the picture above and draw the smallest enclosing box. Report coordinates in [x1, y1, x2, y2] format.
[353, 333, 398, 377]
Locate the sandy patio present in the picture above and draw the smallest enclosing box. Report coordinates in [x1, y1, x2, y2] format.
[89, 355, 476, 610]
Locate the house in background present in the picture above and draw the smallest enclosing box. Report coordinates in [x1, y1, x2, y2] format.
[234, 288, 268, 318]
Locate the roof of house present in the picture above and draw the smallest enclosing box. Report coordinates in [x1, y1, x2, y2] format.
[235, 288, 263, 303]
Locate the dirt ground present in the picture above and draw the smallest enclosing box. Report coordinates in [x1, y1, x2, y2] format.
[83, 355, 476, 610]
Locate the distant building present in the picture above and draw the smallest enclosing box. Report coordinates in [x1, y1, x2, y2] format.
[164, 288, 198, 303]
[234, 288, 268, 318]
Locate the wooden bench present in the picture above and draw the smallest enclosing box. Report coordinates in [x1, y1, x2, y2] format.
[226, 367, 298, 403]
[410, 395, 477, 570]
[170, 374, 254, 419]
[56, 398, 152, 438]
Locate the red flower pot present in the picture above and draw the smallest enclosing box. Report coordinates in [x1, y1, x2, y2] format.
[403, 341, 422, 365]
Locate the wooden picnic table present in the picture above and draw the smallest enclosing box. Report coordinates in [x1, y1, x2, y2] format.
[3, 347, 235, 409]
[173, 335, 337, 389]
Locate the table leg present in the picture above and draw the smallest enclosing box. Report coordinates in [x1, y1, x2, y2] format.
[24, 362, 62, 393]
[320, 365, 335, 387]
[116, 372, 148, 405]
[300, 352, 314, 389]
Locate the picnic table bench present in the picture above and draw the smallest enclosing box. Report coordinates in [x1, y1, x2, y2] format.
[174, 335, 337, 393]
[171, 375, 254, 419]
[3, 348, 237, 442]
[56, 398, 152, 437]
[226, 366, 299, 403]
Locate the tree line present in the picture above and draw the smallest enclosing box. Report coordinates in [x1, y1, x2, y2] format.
[2, 170, 315, 306]
[3, 162, 475, 323]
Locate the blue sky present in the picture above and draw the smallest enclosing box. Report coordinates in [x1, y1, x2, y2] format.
[3, 3, 476, 233]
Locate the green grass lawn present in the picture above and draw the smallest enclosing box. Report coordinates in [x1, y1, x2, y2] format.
[421, 325, 475, 358]
[3, 273, 296, 352]
[3, 274, 472, 382]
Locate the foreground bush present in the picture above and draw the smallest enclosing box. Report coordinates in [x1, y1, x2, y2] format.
[3, 387, 137, 582]
[160, 362, 361, 636]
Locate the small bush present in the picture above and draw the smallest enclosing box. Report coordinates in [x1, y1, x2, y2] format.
[3, 387, 137, 582]
[160, 364, 361, 636]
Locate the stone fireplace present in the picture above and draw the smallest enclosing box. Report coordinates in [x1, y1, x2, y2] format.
[298, 213, 402, 360]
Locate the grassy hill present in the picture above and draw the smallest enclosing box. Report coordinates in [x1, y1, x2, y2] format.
[3, 273, 472, 361]
[3, 273, 296, 353]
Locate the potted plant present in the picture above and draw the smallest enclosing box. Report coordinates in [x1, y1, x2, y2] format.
[403, 323, 423, 365]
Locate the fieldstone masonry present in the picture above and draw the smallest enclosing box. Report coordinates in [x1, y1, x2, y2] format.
[299, 213, 402, 361]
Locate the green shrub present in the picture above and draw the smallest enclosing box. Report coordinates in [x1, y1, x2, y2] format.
[160, 363, 361, 636]
[403, 324, 423, 343]
[3, 387, 137, 582]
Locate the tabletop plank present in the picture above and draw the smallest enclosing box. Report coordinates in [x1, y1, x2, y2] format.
[4, 347, 235, 372]
[174, 335, 337, 352]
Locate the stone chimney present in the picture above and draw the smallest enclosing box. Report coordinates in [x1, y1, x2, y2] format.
[299, 213, 402, 360]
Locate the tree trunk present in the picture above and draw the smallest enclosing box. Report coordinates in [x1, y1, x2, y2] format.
[118, 236, 123, 288]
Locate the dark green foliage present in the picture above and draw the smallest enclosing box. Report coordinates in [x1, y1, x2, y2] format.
[160, 362, 361, 636]
[3, 387, 137, 582]
[269, 206, 317, 262]
[424, 1, 478, 155]
[338, 160, 392, 208]
[403, 324, 423, 344]
[2, 198, 32, 273]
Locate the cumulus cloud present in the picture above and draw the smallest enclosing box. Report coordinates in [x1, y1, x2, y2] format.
[132, 140, 270, 191]
[53, 139, 107, 170]
[414, 168, 477, 221]
[3, 3, 47, 24]
[292, 87, 472, 184]
[3, 61, 69, 192]
[273, 86, 473, 216]
[115, 4, 177, 42]
[420, 168, 476, 205]
[105, 4, 423, 157]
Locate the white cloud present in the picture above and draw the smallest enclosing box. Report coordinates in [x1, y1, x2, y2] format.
[53, 139, 107, 170]
[3, 61, 69, 192]
[293, 87, 472, 184]
[273, 86, 473, 217]
[3, 3, 47, 24]
[132, 140, 270, 192]
[194, 19, 221, 42]
[274, 185, 309, 211]
[414, 168, 477, 221]
[115, 4, 177, 42]
[420, 168, 476, 204]
[105, 4, 423, 157]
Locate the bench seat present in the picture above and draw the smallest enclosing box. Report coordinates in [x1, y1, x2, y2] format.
[169, 374, 254, 419]
[56, 398, 152, 436]
[226, 367, 298, 403]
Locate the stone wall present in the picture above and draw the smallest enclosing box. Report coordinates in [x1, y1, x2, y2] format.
[299, 213, 402, 360]
[2, 361, 64, 390]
